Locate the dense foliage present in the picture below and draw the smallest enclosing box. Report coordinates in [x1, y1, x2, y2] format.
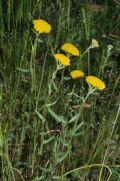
[0, 0, 120, 180]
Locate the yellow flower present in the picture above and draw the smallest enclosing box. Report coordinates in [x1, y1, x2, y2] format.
[33, 19, 52, 33]
[91, 39, 99, 48]
[85, 76, 106, 90]
[54, 54, 71, 66]
[61, 43, 80, 56]
[70, 70, 85, 79]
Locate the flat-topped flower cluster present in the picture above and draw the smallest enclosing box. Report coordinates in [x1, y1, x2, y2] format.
[33, 19, 106, 91]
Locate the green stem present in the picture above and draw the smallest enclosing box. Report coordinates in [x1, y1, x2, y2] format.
[80, 47, 91, 61]
[71, 87, 96, 139]
[63, 163, 112, 181]
[98, 105, 120, 181]
[36, 52, 48, 109]
[30, 33, 39, 97]
[82, 8, 89, 41]
[88, 48, 90, 74]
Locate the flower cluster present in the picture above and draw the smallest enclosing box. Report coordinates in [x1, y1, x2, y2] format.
[32, 19, 106, 91]
[61, 43, 80, 56]
[70, 70, 84, 79]
[54, 54, 70, 66]
[86, 76, 106, 90]
[54, 43, 80, 66]
[33, 19, 51, 33]
[91, 39, 99, 48]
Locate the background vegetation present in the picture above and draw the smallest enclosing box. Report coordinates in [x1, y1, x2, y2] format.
[0, 0, 120, 180]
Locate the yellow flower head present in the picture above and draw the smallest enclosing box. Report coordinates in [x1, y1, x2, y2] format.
[91, 39, 99, 48]
[85, 76, 106, 90]
[70, 70, 85, 79]
[61, 43, 80, 56]
[33, 19, 52, 33]
[54, 54, 71, 66]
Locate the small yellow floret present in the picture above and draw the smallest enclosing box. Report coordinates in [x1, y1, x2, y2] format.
[86, 76, 106, 90]
[61, 43, 80, 56]
[54, 54, 71, 66]
[70, 70, 85, 79]
[33, 19, 52, 33]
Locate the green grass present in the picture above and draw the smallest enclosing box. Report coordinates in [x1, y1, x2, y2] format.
[0, 0, 120, 180]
